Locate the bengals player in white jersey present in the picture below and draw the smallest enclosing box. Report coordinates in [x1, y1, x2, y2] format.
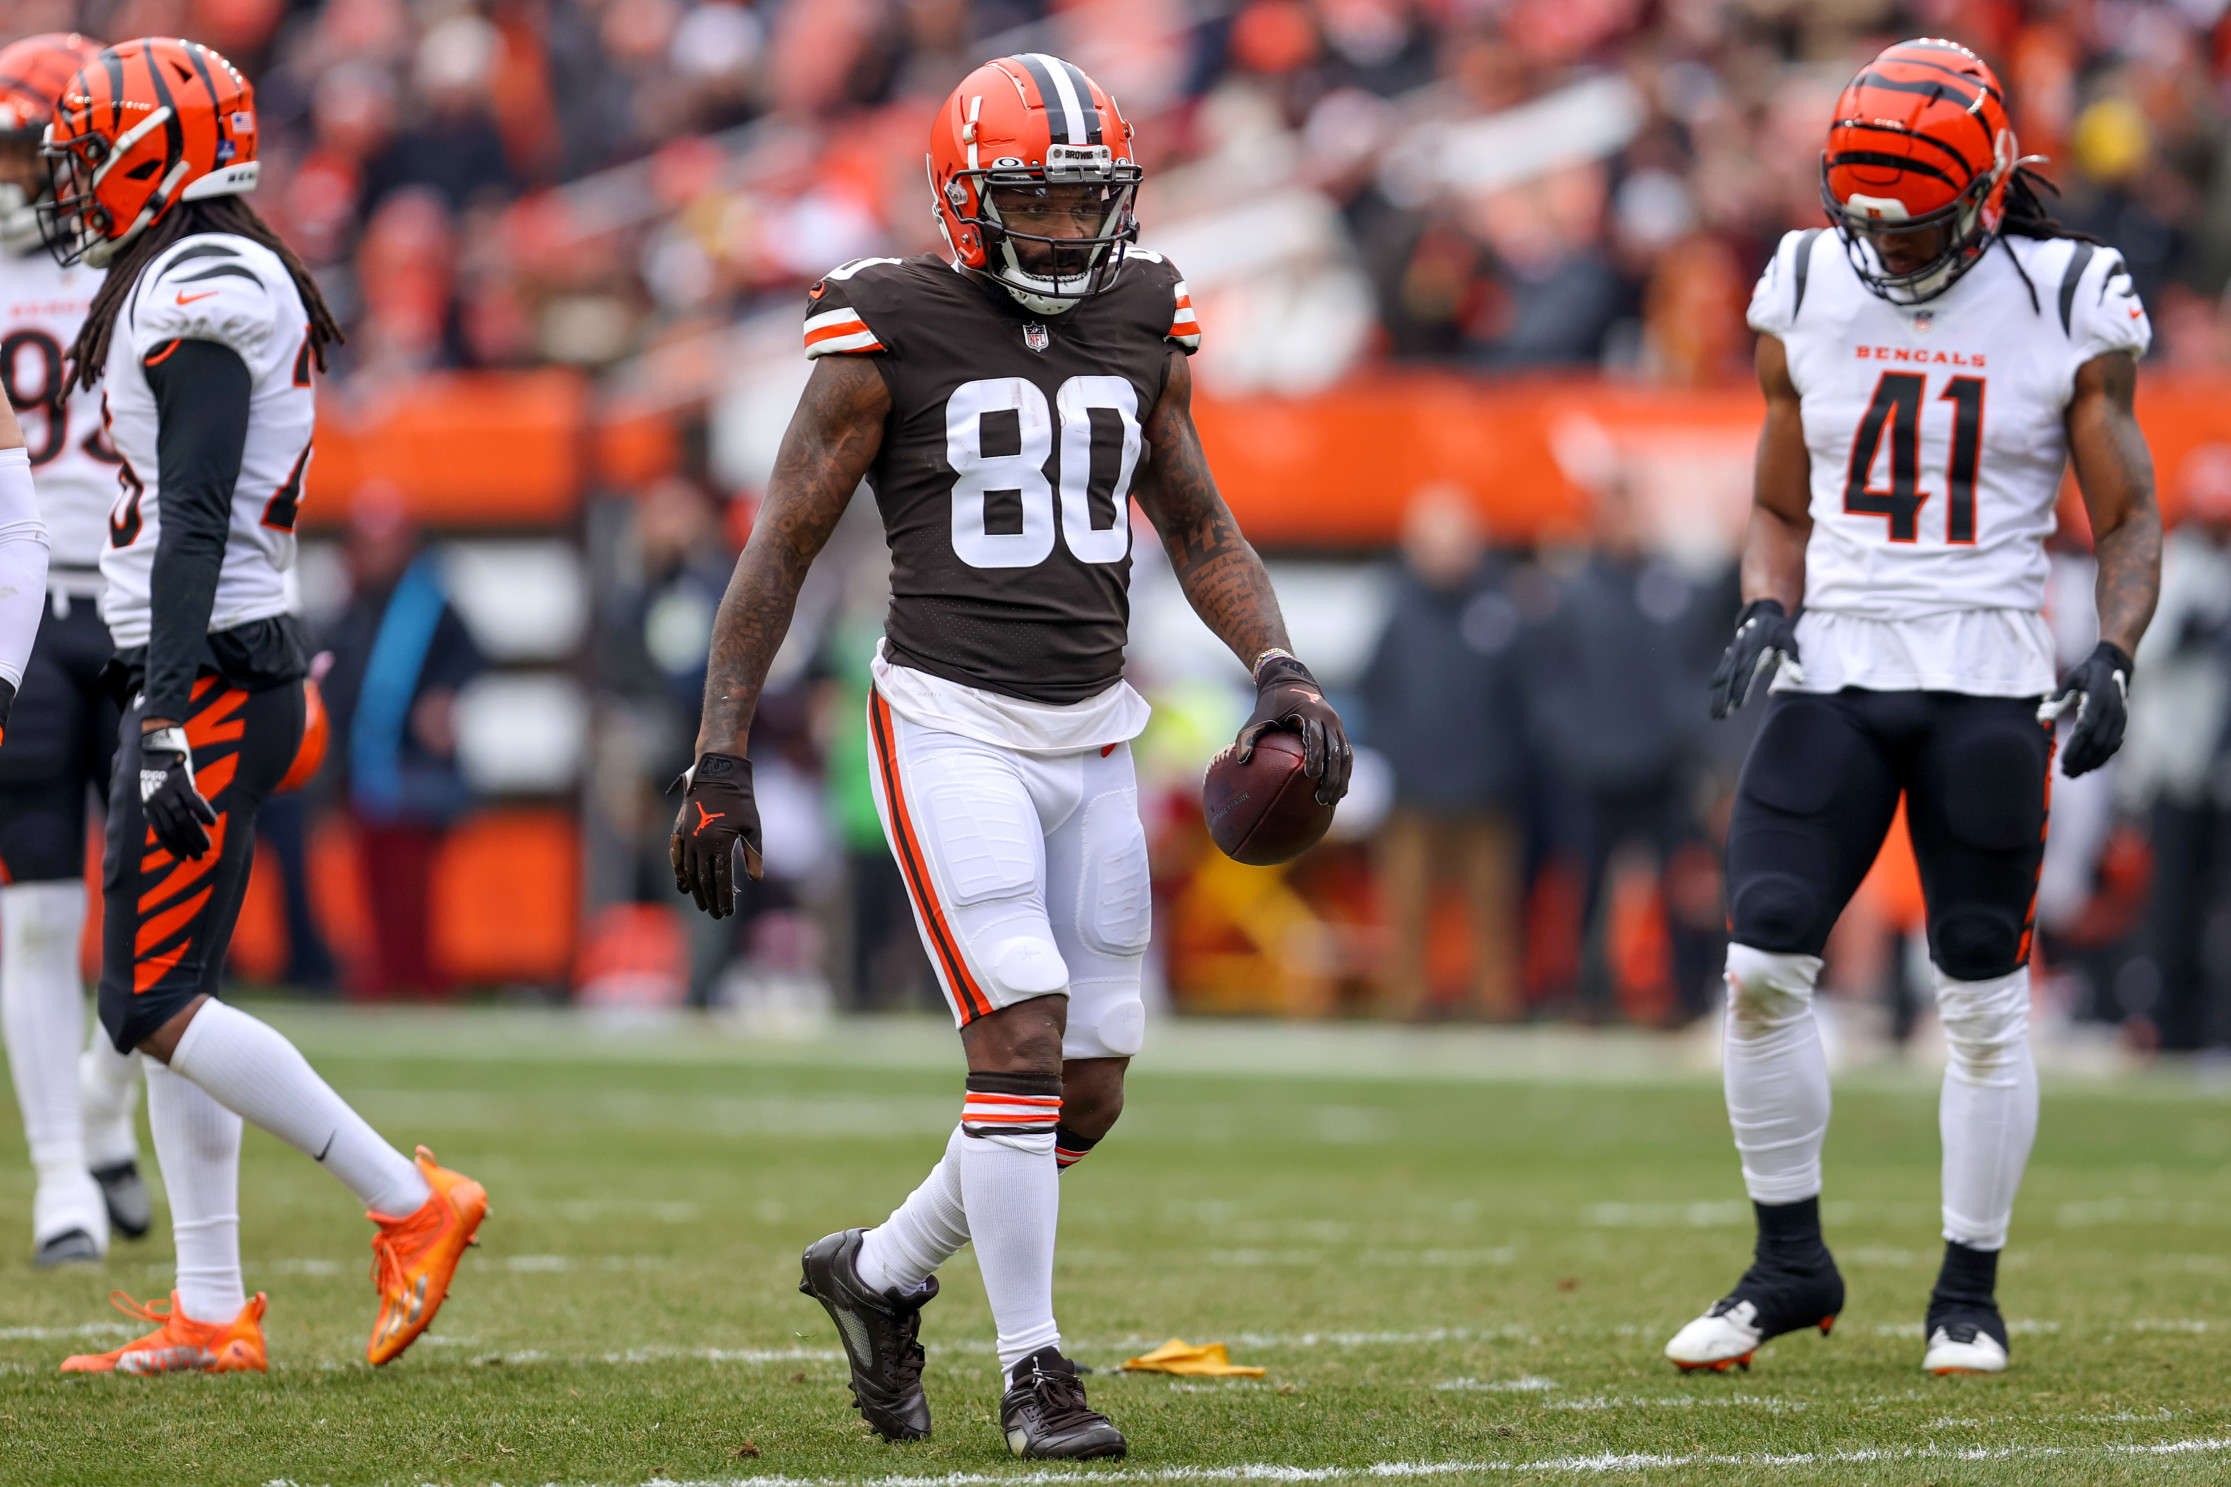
[0, 30, 159, 1269]
[39, 38, 485, 1377]
[673, 54, 1351, 1458]
[1668, 39, 2160, 1378]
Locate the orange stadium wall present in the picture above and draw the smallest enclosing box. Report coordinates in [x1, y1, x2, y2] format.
[292, 366, 2231, 538]
[1192, 371, 2231, 546]
[192, 367, 2231, 994]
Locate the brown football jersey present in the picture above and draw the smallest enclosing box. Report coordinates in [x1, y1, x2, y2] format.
[802, 251, 1201, 705]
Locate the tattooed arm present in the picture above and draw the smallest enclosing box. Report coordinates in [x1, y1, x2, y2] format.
[2066, 350, 2161, 658]
[673, 354, 887, 915]
[693, 355, 889, 759]
[1135, 349, 1351, 801]
[1133, 349, 1290, 668]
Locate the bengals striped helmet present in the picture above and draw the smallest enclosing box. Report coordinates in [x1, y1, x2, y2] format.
[1820, 39, 2020, 305]
[929, 55, 1140, 315]
[40, 38, 259, 268]
[0, 34, 102, 253]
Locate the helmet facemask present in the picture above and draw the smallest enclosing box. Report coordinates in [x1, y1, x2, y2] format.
[1821, 131, 2011, 306]
[39, 109, 186, 268]
[952, 145, 1139, 315]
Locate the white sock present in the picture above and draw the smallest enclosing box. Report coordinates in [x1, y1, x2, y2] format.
[1936, 963, 2038, 1251]
[959, 1123, 1061, 1374]
[1722, 943, 1831, 1204]
[857, 1124, 970, 1293]
[168, 1000, 430, 1216]
[1, 881, 105, 1246]
[80, 1028, 143, 1170]
[145, 1059, 245, 1323]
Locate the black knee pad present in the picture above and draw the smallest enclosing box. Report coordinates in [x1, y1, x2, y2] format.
[1931, 908, 2025, 982]
[1740, 700, 1860, 817]
[1730, 872, 1822, 952]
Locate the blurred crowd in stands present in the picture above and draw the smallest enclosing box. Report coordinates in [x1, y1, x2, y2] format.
[14, 0, 2229, 1050]
[21, 0, 2231, 392]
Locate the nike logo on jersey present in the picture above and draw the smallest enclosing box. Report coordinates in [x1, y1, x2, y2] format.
[175, 290, 218, 305]
[693, 803, 723, 833]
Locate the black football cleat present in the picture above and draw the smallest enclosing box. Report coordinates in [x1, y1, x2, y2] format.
[92, 1161, 152, 1241]
[1665, 1250, 1844, 1372]
[33, 1228, 101, 1268]
[1000, 1346, 1127, 1459]
[799, 1228, 937, 1441]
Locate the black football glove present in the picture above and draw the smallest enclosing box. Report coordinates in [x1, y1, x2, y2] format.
[669, 751, 765, 918]
[2040, 641, 2133, 779]
[139, 725, 217, 860]
[1709, 598, 1806, 719]
[1236, 650, 1352, 807]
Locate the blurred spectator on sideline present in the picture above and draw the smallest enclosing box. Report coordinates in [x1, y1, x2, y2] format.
[608, 475, 737, 1001]
[319, 487, 486, 1000]
[1359, 485, 1527, 1021]
[815, 563, 936, 1013]
[2123, 448, 2231, 1051]
[362, 14, 518, 213]
[1523, 477, 1719, 1020]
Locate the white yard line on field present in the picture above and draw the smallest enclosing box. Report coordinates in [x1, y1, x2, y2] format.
[275, 1436, 2231, 1486]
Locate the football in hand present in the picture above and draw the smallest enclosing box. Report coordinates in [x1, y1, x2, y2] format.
[1203, 730, 1336, 866]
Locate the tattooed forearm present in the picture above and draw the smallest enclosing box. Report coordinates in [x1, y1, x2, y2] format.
[2067, 351, 2161, 657]
[1135, 351, 1291, 670]
[695, 355, 890, 757]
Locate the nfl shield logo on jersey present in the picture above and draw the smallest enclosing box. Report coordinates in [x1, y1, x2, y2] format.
[1911, 310, 1933, 334]
[1023, 323, 1050, 353]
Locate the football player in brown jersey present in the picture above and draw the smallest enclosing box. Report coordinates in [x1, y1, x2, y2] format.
[672, 54, 1351, 1459]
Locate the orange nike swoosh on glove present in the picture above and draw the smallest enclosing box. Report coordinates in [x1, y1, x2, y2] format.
[176, 290, 218, 305]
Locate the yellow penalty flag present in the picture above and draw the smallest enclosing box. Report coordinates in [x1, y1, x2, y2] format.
[1120, 1338, 1266, 1378]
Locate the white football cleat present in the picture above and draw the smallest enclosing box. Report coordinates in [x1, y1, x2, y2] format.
[1666, 1298, 1767, 1372]
[1923, 1322, 2009, 1375]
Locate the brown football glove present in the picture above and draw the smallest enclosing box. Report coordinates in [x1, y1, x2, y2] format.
[1236, 650, 1352, 807]
[669, 751, 765, 918]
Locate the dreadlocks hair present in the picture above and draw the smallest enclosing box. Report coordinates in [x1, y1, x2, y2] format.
[67, 194, 346, 393]
[1991, 165, 2101, 315]
[1999, 165, 2100, 244]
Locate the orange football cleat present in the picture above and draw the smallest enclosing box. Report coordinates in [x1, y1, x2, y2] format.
[60, 1291, 267, 1375]
[366, 1146, 487, 1366]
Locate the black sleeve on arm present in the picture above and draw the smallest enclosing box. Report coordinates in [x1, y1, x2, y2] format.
[142, 338, 252, 724]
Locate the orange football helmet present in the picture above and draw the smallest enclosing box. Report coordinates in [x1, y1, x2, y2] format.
[0, 33, 102, 252]
[928, 54, 1140, 315]
[40, 38, 259, 268]
[1821, 38, 2021, 304]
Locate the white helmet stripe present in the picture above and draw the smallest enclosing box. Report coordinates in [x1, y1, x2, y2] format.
[1027, 52, 1086, 144]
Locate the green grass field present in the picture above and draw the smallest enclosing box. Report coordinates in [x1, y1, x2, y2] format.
[0, 1006, 2227, 1486]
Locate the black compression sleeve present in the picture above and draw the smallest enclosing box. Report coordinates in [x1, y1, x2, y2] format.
[142, 338, 252, 724]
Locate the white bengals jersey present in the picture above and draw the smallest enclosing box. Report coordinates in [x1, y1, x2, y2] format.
[98, 232, 315, 649]
[0, 251, 113, 570]
[1748, 228, 2150, 696]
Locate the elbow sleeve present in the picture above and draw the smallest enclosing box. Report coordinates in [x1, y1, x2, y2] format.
[0, 446, 50, 699]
